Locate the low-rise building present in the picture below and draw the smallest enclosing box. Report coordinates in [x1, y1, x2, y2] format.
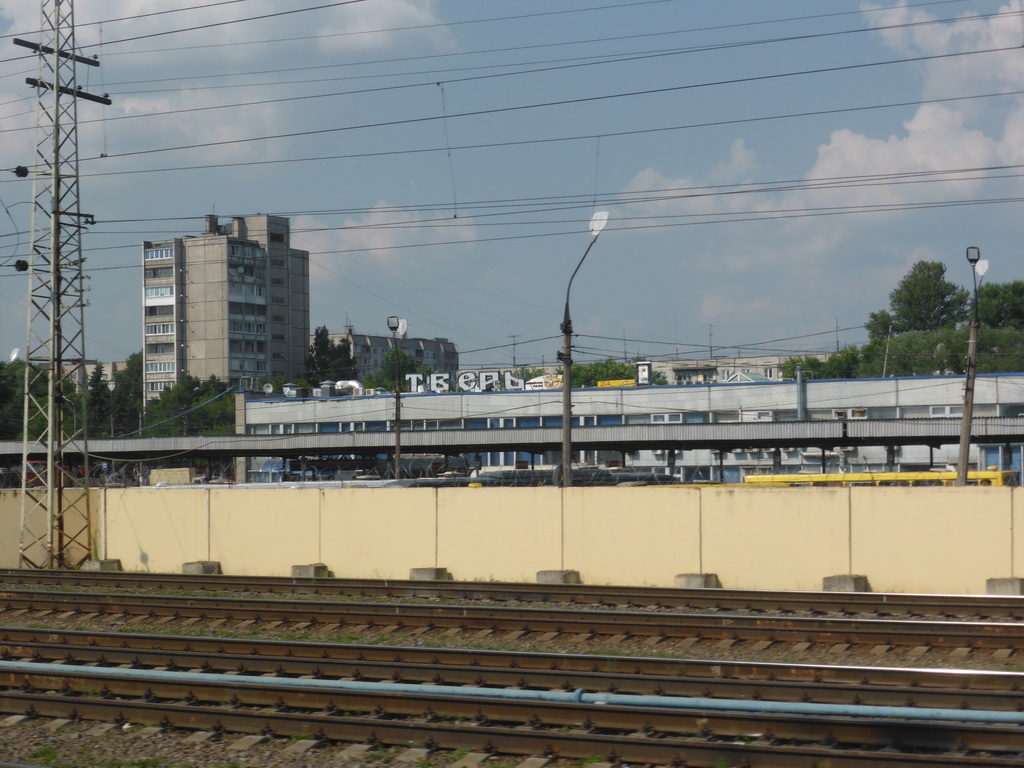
[327, 325, 458, 381]
[236, 372, 1024, 482]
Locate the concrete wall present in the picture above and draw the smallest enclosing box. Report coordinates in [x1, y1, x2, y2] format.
[1, 486, 1019, 594]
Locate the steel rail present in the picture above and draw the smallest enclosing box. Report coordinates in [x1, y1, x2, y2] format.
[4, 628, 1023, 711]
[3, 568, 1023, 618]
[8, 690, 1020, 767]
[6, 625, 1019, 691]
[2, 589, 1024, 650]
[3, 665, 1024, 763]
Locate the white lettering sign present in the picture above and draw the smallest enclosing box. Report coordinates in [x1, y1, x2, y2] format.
[404, 370, 525, 393]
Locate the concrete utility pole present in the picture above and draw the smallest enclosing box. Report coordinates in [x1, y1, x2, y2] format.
[388, 316, 402, 480]
[558, 212, 609, 488]
[956, 247, 988, 486]
[16, 0, 111, 568]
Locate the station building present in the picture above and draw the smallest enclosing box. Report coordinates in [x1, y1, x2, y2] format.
[237, 372, 1024, 483]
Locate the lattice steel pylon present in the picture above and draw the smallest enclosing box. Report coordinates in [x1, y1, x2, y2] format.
[17, 0, 110, 569]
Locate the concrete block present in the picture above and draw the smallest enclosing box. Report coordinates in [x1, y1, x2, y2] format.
[987, 578, 1024, 595]
[536, 569, 581, 584]
[184, 731, 219, 743]
[82, 559, 122, 572]
[340, 744, 376, 759]
[674, 573, 721, 589]
[396, 748, 432, 764]
[0, 715, 27, 728]
[409, 567, 451, 581]
[284, 739, 323, 754]
[451, 753, 491, 768]
[182, 560, 222, 575]
[291, 563, 330, 579]
[228, 734, 268, 751]
[823, 574, 870, 592]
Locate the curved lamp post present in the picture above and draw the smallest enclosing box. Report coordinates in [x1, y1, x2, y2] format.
[955, 247, 989, 486]
[387, 315, 402, 480]
[559, 211, 610, 488]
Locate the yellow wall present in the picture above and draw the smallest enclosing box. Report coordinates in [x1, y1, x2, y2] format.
[850, 487, 1013, 594]
[0, 491, 21, 566]
[563, 487, 702, 585]
[438, 487, 564, 582]
[701, 487, 851, 592]
[321, 489, 438, 579]
[1, 485, 1021, 594]
[103, 488, 211, 573]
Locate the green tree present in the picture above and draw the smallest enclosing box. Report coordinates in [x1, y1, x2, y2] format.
[517, 367, 546, 383]
[306, 326, 357, 383]
[363, 346, 417, 391]
[978, 281, 1024, 330]
[565, 359, 667, 387]
[111, 352, 143, 437]
[0, 360, 24, 440]
[144, 375, 234, 436]
[866, 261, 968, 341]
[85, 363, 112, 437]
[782, 348, 862, 380]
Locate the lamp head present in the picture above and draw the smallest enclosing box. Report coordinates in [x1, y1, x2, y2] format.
[386, 315, 400, 333]
[589, 211, 609, 237]
[966, 246, 981, 265]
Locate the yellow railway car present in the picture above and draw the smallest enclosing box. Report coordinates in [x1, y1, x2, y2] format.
[742, 470, 1017, 487]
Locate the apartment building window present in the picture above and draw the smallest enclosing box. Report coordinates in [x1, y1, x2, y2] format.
[145, 305, 173, 317]
[271, 258, 285, 267]
[229, 320, 266, 334]
[145, 324, 174, 336]
[146, 382, 169, 392]
[271, 314, 285, 322]
[146, 343, 173, 354]
[271, 295, 286, 304]
[145, 286, 174, 298]
[228, 302, 266, 317]
[229, 340, 265, 354]
[271, 278, 285, 286]
[228, 282, 264, 297]
[144, 248, 173, 260]
[272, 333, 285, 341]
[145, 267, 173, 279]
[145, 361, 175, 373]
[272, 352, 286, 360]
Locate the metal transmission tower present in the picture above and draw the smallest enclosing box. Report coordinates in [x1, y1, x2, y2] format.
[16, 1, 110, 569]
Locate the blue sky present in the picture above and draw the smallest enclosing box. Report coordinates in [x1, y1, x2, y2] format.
[1, 0, 1022, 372]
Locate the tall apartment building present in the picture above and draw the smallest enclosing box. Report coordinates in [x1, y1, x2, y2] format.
[142, 215, 309, 401]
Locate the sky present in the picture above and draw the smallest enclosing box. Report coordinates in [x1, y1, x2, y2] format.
[1, 0, 1023, 372]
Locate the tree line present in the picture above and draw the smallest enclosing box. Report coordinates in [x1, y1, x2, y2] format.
[783, 261, 1024, 379]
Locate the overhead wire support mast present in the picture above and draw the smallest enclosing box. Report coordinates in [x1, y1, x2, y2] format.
[16, 1, 110, 569]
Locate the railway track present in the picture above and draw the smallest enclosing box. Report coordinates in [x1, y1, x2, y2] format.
[1, 587, 1023, 654]
[5, 574, 1024, 765]
[3, 629, 1024, 765]
[3, 568, 1023, 618]
[3, 626, 1024, 711]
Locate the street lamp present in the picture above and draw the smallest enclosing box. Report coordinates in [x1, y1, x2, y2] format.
[559, 211, 610, 488]
[956, 247, 989, 486]
[106, 380, 115, 438]
[387, 315, 402, 480]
